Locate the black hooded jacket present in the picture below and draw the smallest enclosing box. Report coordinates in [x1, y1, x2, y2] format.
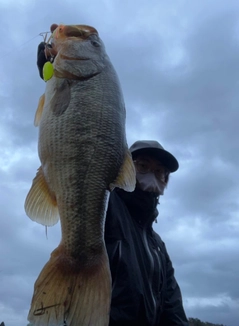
[104, 188, 188, 326]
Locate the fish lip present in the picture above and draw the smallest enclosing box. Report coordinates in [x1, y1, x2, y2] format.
[62, 25, 98, 39]
[60, 53, 90, 61]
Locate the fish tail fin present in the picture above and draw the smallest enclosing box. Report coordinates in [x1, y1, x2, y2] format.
[28, 245, 111, 326]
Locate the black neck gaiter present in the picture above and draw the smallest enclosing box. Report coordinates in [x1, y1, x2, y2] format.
[116, 187, 159, 225]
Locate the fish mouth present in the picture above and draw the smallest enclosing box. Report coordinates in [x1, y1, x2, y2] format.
[60, 53, 90, 61]
[54, 24, 98, 40]
[50, 24, 98, 61]
[64, 26, 89, 38]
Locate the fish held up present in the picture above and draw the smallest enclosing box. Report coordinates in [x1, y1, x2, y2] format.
[25, 23, 136, 326]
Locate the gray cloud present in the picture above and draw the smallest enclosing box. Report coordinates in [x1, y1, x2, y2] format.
[0, 1, 239, 325]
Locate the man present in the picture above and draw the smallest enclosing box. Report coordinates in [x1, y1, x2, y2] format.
[105, 140, 188, 326]
[37, 42, 188, 325]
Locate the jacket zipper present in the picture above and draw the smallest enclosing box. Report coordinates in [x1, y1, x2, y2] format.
[142, 227, 157, 325]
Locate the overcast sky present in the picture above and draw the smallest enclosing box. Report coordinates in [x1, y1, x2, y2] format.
[0, 0, 239, 325]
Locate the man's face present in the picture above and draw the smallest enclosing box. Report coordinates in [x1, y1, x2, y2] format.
[133, 155, 170, 184]
[133, 154, 170, 195]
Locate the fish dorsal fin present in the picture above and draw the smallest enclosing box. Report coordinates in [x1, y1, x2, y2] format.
[24, 166, 59, 226]
[34, 94, 45, 127]
[110, 150, 136, 192]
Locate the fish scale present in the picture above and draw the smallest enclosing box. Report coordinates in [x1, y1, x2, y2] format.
[25, 24, 135, 326]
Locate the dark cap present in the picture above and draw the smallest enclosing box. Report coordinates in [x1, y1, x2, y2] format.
[130, 140, 179, 172]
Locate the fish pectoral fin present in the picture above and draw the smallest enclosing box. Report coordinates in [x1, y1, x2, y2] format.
[34, 94, 45, 127]
[50, 79, 71, 117]
[110, 150, 136, 192]
[24, 166, 59, 226]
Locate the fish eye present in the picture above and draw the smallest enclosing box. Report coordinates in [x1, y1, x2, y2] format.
[91, 40, 100, 47]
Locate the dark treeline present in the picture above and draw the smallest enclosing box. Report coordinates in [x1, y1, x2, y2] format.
[189, 317, 227, 326]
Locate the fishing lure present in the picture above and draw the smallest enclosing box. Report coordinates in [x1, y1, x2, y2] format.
[39, 31, 55, 81]
[43, 61, 54, 81]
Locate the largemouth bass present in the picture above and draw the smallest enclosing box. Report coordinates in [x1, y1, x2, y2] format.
[25, 24, 136, 326]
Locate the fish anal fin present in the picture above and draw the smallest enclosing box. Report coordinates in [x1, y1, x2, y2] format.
[24, 166, 59, 226]
[34, 94, 45, 127]
[28, 245, 111, 326]
[110, 150, 136, 192]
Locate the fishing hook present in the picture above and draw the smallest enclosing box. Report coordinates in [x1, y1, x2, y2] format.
[39, 31, 54, 60]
